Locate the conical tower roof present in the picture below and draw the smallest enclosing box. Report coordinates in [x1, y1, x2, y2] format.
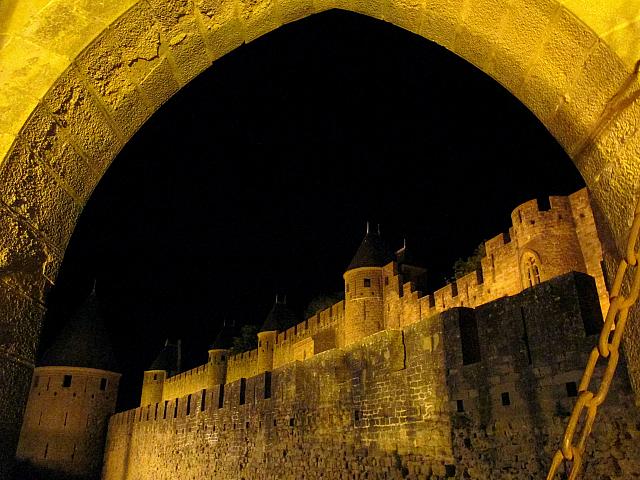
[209, 322, 234, 350]
[148, 340, 180, 376]
[347, 224, 393, 271]
[39, 289, 119, 373]
[260, 296, 298, 332]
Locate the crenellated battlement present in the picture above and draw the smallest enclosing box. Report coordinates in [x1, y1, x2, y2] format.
[139, 188, 609, 428]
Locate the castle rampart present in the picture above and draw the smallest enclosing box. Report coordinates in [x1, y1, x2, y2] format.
[138, 189, 608, 412]
[103, 273, 640, 479]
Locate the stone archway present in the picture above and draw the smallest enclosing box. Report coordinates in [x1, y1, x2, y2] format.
[1, 0, 639, 473]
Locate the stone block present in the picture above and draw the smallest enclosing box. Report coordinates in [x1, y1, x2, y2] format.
[520, 7, 597, 124]
[238, 0, 283, 43]
[194, 0, 245, 61]
[384, 0, 426, 33]
[145, 0, 212, 84]
[453, 0, 511, 71]
[43, 66, 123, 173]
[278, 0, 314, 25]
[549, 40, 628, 155]
[0, 142, 81, 252]
[343, 0, 387, 20]
[420, 0, 465, 50]
[138, 57, 181, 111]
[20, 103, 98, 203]
[0, 355, 32, 478]
[0, 207, 54, 302]
[0, 283, 46, 362]
[0, 36, 68, 136]
[75, 2, 160, 139]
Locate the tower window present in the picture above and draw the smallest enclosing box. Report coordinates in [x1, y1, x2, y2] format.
[522, 253, 541, 287]
[501, 392, 511, 406]
[153, 373, 157, 380]
[566, 382, 578, 398]
[384, 277, 389, 286]
[346, 284, 350, 292]
[100, 378, 108, 391]
[62, 375, 72, 387]
[456, 400, 464, 412]
[364, 278, 371, 287]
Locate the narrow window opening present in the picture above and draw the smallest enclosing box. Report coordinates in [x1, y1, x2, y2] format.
[384, 277, 389, 286]
[100, 378, 108, 391]
[459, 311, 481, 365]
[218, 385, 225, 409]
[364, 278, 371, 288]
[186, 394, 192, 415]
[501, 392, 511, 406]
[201, 389, 206, 411]
[44, 443, 49, 459]
[174, 400, 178, 418]
[264, 371, 272, 399]
[71, 444, 76, 461]
[456, 400, 464, 413]
[520, 307, 532, 365]
[62, 375, 72, 388]
[64, 412, 68, 426]
[566, 382, 578, 398]
[163, 400, 168, 419]
[153, 374, 157, 381]
[354, 410, 361, 421]
[154, 403, 158, 420]
[289, 417, 295, 427]
[33, 376, 39, 389]
[239, 378, 246, 405]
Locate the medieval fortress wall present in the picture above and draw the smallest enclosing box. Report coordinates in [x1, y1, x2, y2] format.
[103, 273, 640, 479]
[140, 188, 609, 396]
[101, 188, 640, 479]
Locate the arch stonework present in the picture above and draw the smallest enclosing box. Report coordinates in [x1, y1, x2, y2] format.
[0, 0, 639, 473]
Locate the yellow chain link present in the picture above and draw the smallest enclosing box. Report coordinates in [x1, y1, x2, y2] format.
[547, 195, 640, 480]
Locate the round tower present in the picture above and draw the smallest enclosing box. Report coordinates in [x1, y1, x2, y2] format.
[207, 324, 232, 387]
[257, 296, 297, 373]
[140, 340, 180, 406]
[16, 289, 120, 480]
[343, 225, 392, 347]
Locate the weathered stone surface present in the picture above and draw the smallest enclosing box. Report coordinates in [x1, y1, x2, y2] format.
[0, 283, 46, 362]
[0, 142, 81, 253]
[384, 0, 426, 33]
[0, 356, 32, 480]
[194, 0, 244, 61]
[103, 274, 640, 479]
[75, 2, 159, 139]
[43, 66, 123, 174]
[238, 0, 283, 43]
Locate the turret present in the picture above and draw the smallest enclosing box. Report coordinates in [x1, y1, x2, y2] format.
[207, 324, 232, 387]
[257, 296, 297, 374]
[140, 340, 180, 406]
[343, 224, 392, 346]
[16, 288, 120, 479]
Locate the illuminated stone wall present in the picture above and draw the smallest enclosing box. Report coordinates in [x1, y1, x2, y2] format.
[150, 188, 608, 404]
[2, 0, 640, 473]
[103, 273, 640, 479]
[16, 366, 120, 478]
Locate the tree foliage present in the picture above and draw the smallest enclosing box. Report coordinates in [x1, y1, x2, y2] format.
[229, 324, 259, 354]
[450, 242, 486, 281]
[304, 291, 344, 318]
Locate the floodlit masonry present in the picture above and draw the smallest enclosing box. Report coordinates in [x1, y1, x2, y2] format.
[15, 290, 120, 479]
[138, 187, 609, 403]
[100, 187, 640, 479]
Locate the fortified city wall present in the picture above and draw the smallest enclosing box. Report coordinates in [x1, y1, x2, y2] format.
[149, 189, 608, 399]
[103, 273, 640, 479]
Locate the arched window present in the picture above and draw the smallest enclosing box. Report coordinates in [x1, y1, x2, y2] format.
[521, 252, 541, 287]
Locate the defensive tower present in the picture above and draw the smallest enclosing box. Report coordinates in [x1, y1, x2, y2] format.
[16, 289, 120, 479]
[257, 296, 297, 373]
[343, 224, 392, 346]
[207, 323, 232, 387]
[140, 340, 181, 407]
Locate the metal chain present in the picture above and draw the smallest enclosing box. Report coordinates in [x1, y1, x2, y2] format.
[547, 195, 640, 480]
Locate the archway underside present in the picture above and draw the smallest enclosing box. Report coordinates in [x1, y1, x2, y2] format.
[0, 0, 639, 474]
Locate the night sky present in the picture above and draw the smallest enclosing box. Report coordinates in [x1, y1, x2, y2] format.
[40, 10, 584, 409]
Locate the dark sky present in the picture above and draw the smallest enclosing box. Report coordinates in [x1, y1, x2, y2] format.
[41, 10, 584, 409]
